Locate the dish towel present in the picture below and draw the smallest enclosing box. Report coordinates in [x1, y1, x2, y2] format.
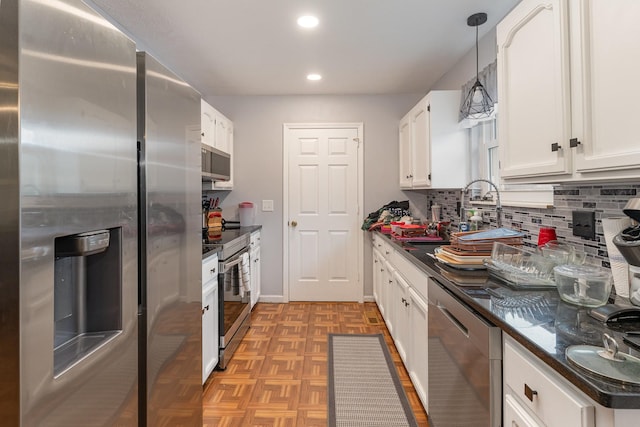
[238, 252, 251, 297]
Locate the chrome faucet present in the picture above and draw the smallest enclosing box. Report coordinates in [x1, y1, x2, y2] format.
[460, 179, 502, 228]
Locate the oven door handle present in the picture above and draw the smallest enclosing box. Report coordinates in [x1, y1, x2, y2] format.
[221, 246, 250, 273]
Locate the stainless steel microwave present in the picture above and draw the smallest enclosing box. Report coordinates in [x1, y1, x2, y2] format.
[201, 143, 230, 181]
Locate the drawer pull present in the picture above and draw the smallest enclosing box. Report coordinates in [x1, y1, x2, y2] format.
[524, 383, 538, 402]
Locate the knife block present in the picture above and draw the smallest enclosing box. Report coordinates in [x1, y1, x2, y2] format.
[207, 209, 223, 232]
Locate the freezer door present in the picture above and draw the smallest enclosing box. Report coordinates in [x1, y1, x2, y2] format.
[14, 0, 139, 425]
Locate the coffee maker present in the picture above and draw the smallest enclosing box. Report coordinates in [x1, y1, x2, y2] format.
[613, 198, 640, 305]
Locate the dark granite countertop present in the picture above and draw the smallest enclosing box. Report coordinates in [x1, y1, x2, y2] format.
[374, 231, 640, 409]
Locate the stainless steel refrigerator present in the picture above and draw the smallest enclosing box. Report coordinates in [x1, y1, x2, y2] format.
[0, 0, 202, 425]
[136, 51, 202, 426]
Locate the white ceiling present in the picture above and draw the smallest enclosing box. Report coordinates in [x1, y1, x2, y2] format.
[89, 0, 520, 97]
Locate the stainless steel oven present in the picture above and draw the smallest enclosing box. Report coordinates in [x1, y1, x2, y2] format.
[217, 232, 251, 369]
[428, 278, 502, 427]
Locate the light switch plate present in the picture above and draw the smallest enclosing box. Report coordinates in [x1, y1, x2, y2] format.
[262, 200, 274, 212]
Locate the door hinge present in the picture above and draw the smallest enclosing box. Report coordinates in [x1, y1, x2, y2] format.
[427, 105, 431, 112]
[428, 173, 431, 181]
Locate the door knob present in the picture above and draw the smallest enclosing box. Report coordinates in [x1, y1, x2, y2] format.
[291, 220, 298, 227]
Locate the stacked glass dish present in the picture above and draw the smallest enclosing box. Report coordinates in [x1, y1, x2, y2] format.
[485, 241, 586, 289]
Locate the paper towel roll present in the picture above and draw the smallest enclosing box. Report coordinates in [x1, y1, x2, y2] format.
[603, 217, 632, 298]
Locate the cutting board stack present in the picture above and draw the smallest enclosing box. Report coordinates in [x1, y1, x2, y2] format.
[434, 229, 524, 268]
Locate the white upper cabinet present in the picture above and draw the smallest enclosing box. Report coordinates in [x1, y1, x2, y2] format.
[399, 90, 469, 189]
[201, 99, 216, 148]
[570, 0, 640, 175]
[399, 115, 413, 188]
[497, 0, 571, 179]
[201, 99, 234, 190]
[497, 0, 640, 183]
[201, 99, 232, 155]
[214, 113, 231, 154]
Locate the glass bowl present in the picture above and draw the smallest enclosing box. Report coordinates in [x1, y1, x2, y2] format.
[553, 264, 612, 307]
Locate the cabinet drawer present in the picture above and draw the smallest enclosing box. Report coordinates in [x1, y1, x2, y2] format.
[250, 230, 261, 248]
[504, 394, 543, 427]
[392, 252, 428, 300]
[504, 337, 594, 427]
[202, 254, 218, 285]
[372, 236, 394, 258]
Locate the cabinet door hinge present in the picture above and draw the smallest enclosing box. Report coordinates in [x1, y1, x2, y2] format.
[427, 105, 431, 112]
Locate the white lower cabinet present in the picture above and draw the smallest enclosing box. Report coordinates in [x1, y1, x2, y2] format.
[382, 259, 396, 336]
[408, 287, 429, 411]
[249, 230, 261, 308]
[503, 336, 595, 427]
[202, 253, 219, 384]
[372, 248, 383, 305]
[504, 394, 543, 427]
[202, 282, 218, 384]
[371, 237, 429, 413]
[391, 270, 410, 364]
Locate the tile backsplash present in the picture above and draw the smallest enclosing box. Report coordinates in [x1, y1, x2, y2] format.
[404, 183, 640, 268]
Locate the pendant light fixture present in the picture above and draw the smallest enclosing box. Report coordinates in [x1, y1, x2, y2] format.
[460, 12, 494, 119]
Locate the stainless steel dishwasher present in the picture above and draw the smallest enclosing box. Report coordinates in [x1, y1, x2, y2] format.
[428, 278, 502, 427]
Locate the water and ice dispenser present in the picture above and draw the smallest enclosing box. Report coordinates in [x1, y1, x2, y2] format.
[53, 228, 123, 376]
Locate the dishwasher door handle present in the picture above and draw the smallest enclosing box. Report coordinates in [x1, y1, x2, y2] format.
[437, 302, 469, 338]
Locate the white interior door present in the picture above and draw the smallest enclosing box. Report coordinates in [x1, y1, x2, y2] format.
[284, 124, 363, 302]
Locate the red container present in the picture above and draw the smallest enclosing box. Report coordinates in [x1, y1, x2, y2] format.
[538, 227, 557, 247]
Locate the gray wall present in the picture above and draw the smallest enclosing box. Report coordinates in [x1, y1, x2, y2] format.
[206, 95, 421, 301]
[432, 29, 497, 91]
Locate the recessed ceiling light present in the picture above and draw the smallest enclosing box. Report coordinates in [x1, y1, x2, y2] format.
[297, 15, 319, 28]
[306, 73, 322, 81]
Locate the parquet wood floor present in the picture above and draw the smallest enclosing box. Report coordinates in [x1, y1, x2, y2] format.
[203, 302, 429, 427]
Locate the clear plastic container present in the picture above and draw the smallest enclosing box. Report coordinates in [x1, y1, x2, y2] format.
[553, 264, 612, 307]
[238, 202, 255, 227]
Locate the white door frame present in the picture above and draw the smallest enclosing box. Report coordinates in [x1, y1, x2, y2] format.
[282, 122, 364, 303]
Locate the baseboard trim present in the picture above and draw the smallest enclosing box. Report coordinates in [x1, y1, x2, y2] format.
[257, 295, 287, 304]
[257, 295, 375, 304]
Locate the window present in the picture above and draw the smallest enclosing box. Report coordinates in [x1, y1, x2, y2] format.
[466, 105, 554, 208]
